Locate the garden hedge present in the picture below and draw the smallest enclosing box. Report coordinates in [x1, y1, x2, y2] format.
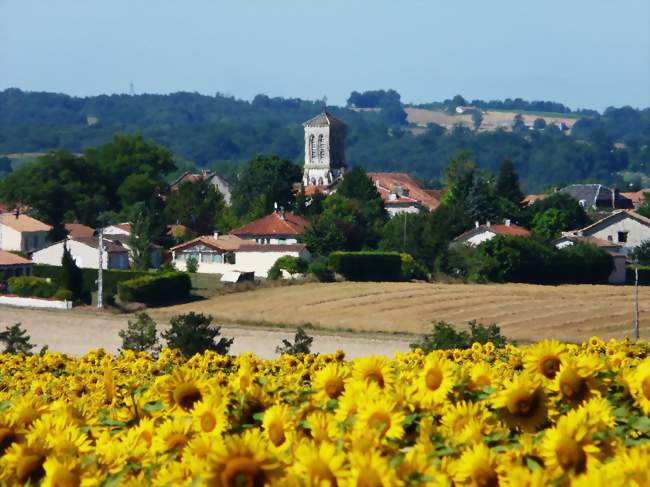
[117, 272, 191, 304]
[7, 276, 62, 299]
[329, 251, 420, 281]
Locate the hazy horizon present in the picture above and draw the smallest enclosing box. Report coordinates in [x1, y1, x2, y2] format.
[2, 1, 649, 111]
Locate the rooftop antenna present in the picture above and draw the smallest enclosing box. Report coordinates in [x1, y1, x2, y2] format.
[129, 82, 135, 96]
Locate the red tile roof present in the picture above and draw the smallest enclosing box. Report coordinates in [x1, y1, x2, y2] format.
[367, 172, 441, 211]
[0, 250, 33, 266]
[65, 223, 95, 238]
[522, 194, 548, 206]
[170, 234, 250, 253]
[231, 212, 309, 238]
[488, 224, 531, 237]
[0, 212, 52, 232]
[620, 189, 650, 206]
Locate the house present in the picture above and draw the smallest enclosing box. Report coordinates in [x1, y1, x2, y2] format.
[0, 250, 33, 283]
[562, 210, 650, 255]
[455, 106, 479, 115]
[559, 184, 633, 211]
[230, 211, 310, 245]
[104, 234, 163, 269]
[65, 223, 95, 238]
[32, 236, 130, 270]
[368, 172, 441, 216]
[452, 220, 531, 247]
[0, 212, 52, 253]
[170, 234, 310, 278]
[169, 170, 232, 205]
[102, 223, 132, 236]
[553, 235, 626, 284]
[620, 189, 650, 210]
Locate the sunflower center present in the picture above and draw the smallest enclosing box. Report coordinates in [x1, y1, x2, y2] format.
[473, 466, 499, 487]
[368, 411, 391, 436]
[222, 457, 264, 487]
[0, 427, 16, 454]
[515, 398, 532, 415]
[16, 454, 45, 484]
[425, 368, 443, 391]
[173, 383, 202, 411]
[325, 378, 344, 398]
[268, 421, 286, 447]
[559, 369, 587, 401]
[540, 356, 561, 379]
[642, 377, 650, 400]
[166, 433, 189, 451]
[556, 437, 586, 472]
[200, 412, 217, 433]
[364, 370, 385, 388]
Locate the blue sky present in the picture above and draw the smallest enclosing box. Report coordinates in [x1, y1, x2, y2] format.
[1, 0, 648, 110]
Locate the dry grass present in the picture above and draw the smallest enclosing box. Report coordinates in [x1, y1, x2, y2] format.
[151, 282, 650, 343]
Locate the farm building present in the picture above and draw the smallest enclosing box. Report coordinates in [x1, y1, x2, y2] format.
[171, 234, 309, 278]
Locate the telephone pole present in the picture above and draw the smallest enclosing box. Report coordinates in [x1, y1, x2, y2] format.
[97, 228, 104, 309]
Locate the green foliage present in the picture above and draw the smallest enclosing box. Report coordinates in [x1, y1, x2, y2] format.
[329, 251, 418, 281]
[410, 320, 508, 352]
[185, 256, 199, 274]
[275, 327, 314, 356]
[8, 276, 60, 298]
[162, 312, 233, 357]
[526, 193, 589, 230]
[471, 110, 483, 130]
[631, 240, 650, 264]
[52, 289, 74, 301]
[307, 258, 335, 282]
[128, 202, 153, 270]
[0, 323, 35, 354]
[532, 208, 568, 240]
[231, 155, 301, 220]
[495, 159, 524, 205]
[117, 272, 191, 304]
[164, 179, 226, 236]
[119, 313, 160, 354]
[268, 256, 309, 280]
[61, 243, 84, 301]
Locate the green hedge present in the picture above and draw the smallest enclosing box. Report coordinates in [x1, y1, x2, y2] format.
[627, 266, 650, 285]
[268, 256, 309, 280]
[7, 276, 62, 299]
[329, 251, 417, 281]
[33, 264, 149, 302]
[117, 272, 191, 304]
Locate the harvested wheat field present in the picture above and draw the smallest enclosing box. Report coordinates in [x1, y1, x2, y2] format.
[152, 281, 650, 343]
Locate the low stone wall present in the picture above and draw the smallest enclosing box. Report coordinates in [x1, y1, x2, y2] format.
[0, 295, 73, 310]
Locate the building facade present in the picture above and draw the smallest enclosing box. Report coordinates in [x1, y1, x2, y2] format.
[302, 112, 347, 187]
[0, 212, 52, 253]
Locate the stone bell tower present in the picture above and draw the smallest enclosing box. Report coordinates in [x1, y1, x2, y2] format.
[302, 111, 346, 187]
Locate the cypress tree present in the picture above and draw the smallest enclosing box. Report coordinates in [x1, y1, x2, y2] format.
[495, 159, 524, 205]
[61, 243, 83, 301]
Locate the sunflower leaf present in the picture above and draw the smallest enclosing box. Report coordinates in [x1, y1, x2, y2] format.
[0, 400, 10, 411]
[526, 457, 543, 471]
[143, 401, 164, 412]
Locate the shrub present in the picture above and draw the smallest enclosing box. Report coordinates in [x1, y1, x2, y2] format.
[268, 256, 309, 280]
[276, 327, 314, 355]
[400, 253, 429, 280]
[185, 256, 199, 274]
[162, 312, 233, 357]
[61, 244, 83, 301]
[329, 251, 404, 281]
[119, 313, 160, 353]
[410, 320, 508, 352]
[7, 276, 59, 298]
[117, 272, 191, 304]
[307, 259, 335, 282]
[0, 323, 35, 354]
[52, 289, 74, 301]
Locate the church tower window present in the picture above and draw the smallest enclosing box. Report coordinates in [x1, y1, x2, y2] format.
[318, 134, 326, 161]
[309, 135, 317, 162]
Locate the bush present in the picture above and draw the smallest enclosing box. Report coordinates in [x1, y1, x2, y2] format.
[119, 313, 160, 353]
[307, 259, 335, 282]
[410, 320, 508, 352]
[268, 256, 309, 280]
[185, 256, 199, 273]
[162, 312, 233, 357]
[7, 276, 60, 298]
[400, 253, 429, 280]
[329, 251, 405, 281]
[52, 289, 74, 301]
[276, 327, 314, 355]
[117, 272, 191, 304]
[61, 244, 83, 301]
[0, 323, 35, 354]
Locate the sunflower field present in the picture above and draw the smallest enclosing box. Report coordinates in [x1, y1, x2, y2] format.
[1, 337, 650, 486]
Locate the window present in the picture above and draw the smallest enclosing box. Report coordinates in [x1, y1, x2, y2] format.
[318, 134, 325, 161]
[618, 231, 628, 243]
[224, 252, 236, 264]
[309, 135, 316, 162]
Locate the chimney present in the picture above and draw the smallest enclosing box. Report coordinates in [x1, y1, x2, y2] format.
[475, 221, 479, 228]
[486, 221, 491, 228]
[280, 207, 286, 220]
[505, 219, 511, 227]
[14, 208, 19, 219]
[213, 231, 219, 239]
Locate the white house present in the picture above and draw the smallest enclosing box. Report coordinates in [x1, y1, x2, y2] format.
[452, 220, 531, 247]
[100, 223, 162, 268]
[32, 236, 130, 270]
[563, 210, 650, 255]
[102, 223, 131, 236]
[0, 250, 33, 283]
[230, 211, 309, 245]
[368, 172, 441, 217]
[0, 212, 52, 253]
[171, 234, 310, 278]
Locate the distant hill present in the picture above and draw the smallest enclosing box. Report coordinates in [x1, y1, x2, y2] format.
[1, 88, 648, 192]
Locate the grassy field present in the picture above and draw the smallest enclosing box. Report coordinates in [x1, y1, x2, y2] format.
[152, 281, 650, 344]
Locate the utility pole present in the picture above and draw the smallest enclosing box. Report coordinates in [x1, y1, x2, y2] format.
[97, 228, 104, 309]
[633, 257, 640, 341]
[403, 212, 407, 250]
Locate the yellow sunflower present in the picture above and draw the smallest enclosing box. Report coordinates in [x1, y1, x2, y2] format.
[628, 358, 650, 415]
[352, 356, 394, 390]
[355, 397, 406, 441]
[306, 410, 339, 444]
[500, 465, 549, 487]
[291, 440, 347, 486]
[1, 439, 48, 485]
[492, 374, 547, 432]
[313, 363, 350, 402]
[453, 443, 501, 487]
[152, 415, 194, 454]
[262, 404, 295, 449]
[343, 450, 402, 487]
[158, 368, 208, 412]
[524, 339, 567, 381]
[553, 354, 604, 404]
[41, 457, 82, 487]
[414, 355, 456, 408]
[192, 393, 229, 436]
